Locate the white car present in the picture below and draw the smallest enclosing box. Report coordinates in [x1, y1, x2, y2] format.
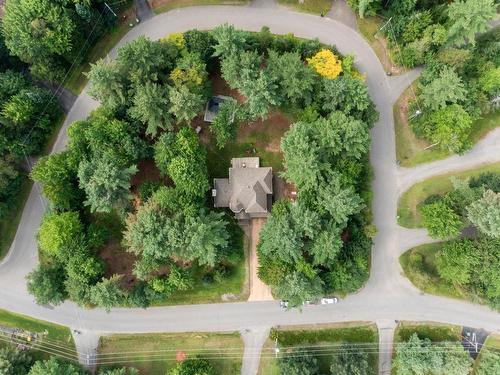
[321, 297, 338, 304]
[280, 300, 289, 309]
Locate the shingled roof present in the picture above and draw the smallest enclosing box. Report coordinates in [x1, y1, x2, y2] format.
[213, 158, 273, 218]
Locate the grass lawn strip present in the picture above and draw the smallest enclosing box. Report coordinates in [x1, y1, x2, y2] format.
[277, 0, 332, 15]
[0, 309, 75, 361]
[399, 243, 485, 303]
[152, 0, 248, 14]
[397, 162, 500, 228]
[258, 322, 378, 375]
[98, 331, 243, 374]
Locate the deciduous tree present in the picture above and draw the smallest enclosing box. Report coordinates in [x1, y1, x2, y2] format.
[420, 200, 464, 239]
[38, 211, 84, 258]
[467, 189, 500, 238]
[26, 264, 67, 306]
[90, 275, 127, 312]
[278, 348, 319, 375]
[446, 0, 496, 46]
[330, 343, 370, 375]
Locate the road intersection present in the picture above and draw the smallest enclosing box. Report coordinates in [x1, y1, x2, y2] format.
[0, 5, 499, 374]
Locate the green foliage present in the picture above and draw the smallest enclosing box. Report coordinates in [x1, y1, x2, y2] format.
[435, 239, 479, 285]
[0, 70, 30, 103]
[266, 50, 316, 105]
[209, 98, 240, 149]
[168, 358, 216, 375]
[68, 108, 146, 166]
[0, 346, 34, 375]
[420, 200, 464, 239]
[478, 67, 500, 96]
[90, 275, 127, 312]
[278, 348, 319, 375]
[281, 113, 370, 191]
[38, 211, 84, 258]
[78, 153, 137, 213]
[168, 85, 205, 123]
[420, 67, 467, 111]
[274, 271, 324, 308]
[414, 104, 472, 153]
[393, 333, 472, 375]
[117, 36, 175, 85]
[87, 59, 126, 110]
[319, 76, 373, 120]
[467, 189, 500, 238]
[446, 0, 496, 46]
[28, 358, 87, 375]
[330, 343, 370, 375]
[98, 368, 139, 375]
[154, 128, 209, 199]
[26, 264, 68, 306]
[476, 350, 500, 375]
[211, 24, 246, 57]
[31, 151, 80, 210]
[2, 0, 83, 81]
[128, 82, 172, 137]
[123, 187, 230, 274]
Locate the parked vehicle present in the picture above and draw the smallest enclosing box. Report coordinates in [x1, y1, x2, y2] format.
[320, 297, 338, 304]
[280, 300, 289, 309]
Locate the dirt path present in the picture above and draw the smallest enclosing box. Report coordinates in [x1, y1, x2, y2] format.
[247, 218, 274, 301]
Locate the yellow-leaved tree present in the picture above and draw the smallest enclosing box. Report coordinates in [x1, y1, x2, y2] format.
[307, 49, 343, 79]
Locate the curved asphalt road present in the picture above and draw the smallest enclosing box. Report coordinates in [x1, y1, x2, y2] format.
[0, 5, 499, 372]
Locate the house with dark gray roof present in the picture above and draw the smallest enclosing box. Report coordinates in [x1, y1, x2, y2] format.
[213, 157, 273, 220]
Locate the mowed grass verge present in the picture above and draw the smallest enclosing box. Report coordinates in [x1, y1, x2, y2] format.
[152, 0, 249, 15]
[0, 309, 75, 361]
[394, 321, 461, 343]
[397, 162, 500, 228]
[399, 243, 486, 303]
[259, 322, 378, 375]
[97, 331, 243, 374]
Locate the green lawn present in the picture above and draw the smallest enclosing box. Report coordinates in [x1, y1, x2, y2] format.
[394, 321, 461, 343]
[0, 309, 75, 361]
[277, 0, 333, 15]
[399, 243, 484, 303]
[259, 323, 378, 375]
[152, 0, 248, 14]
[157, 230, 249, 305]
[397, 162, 500, 228]
[98, 332, 243, 374]
[395, 86, 500, 167]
